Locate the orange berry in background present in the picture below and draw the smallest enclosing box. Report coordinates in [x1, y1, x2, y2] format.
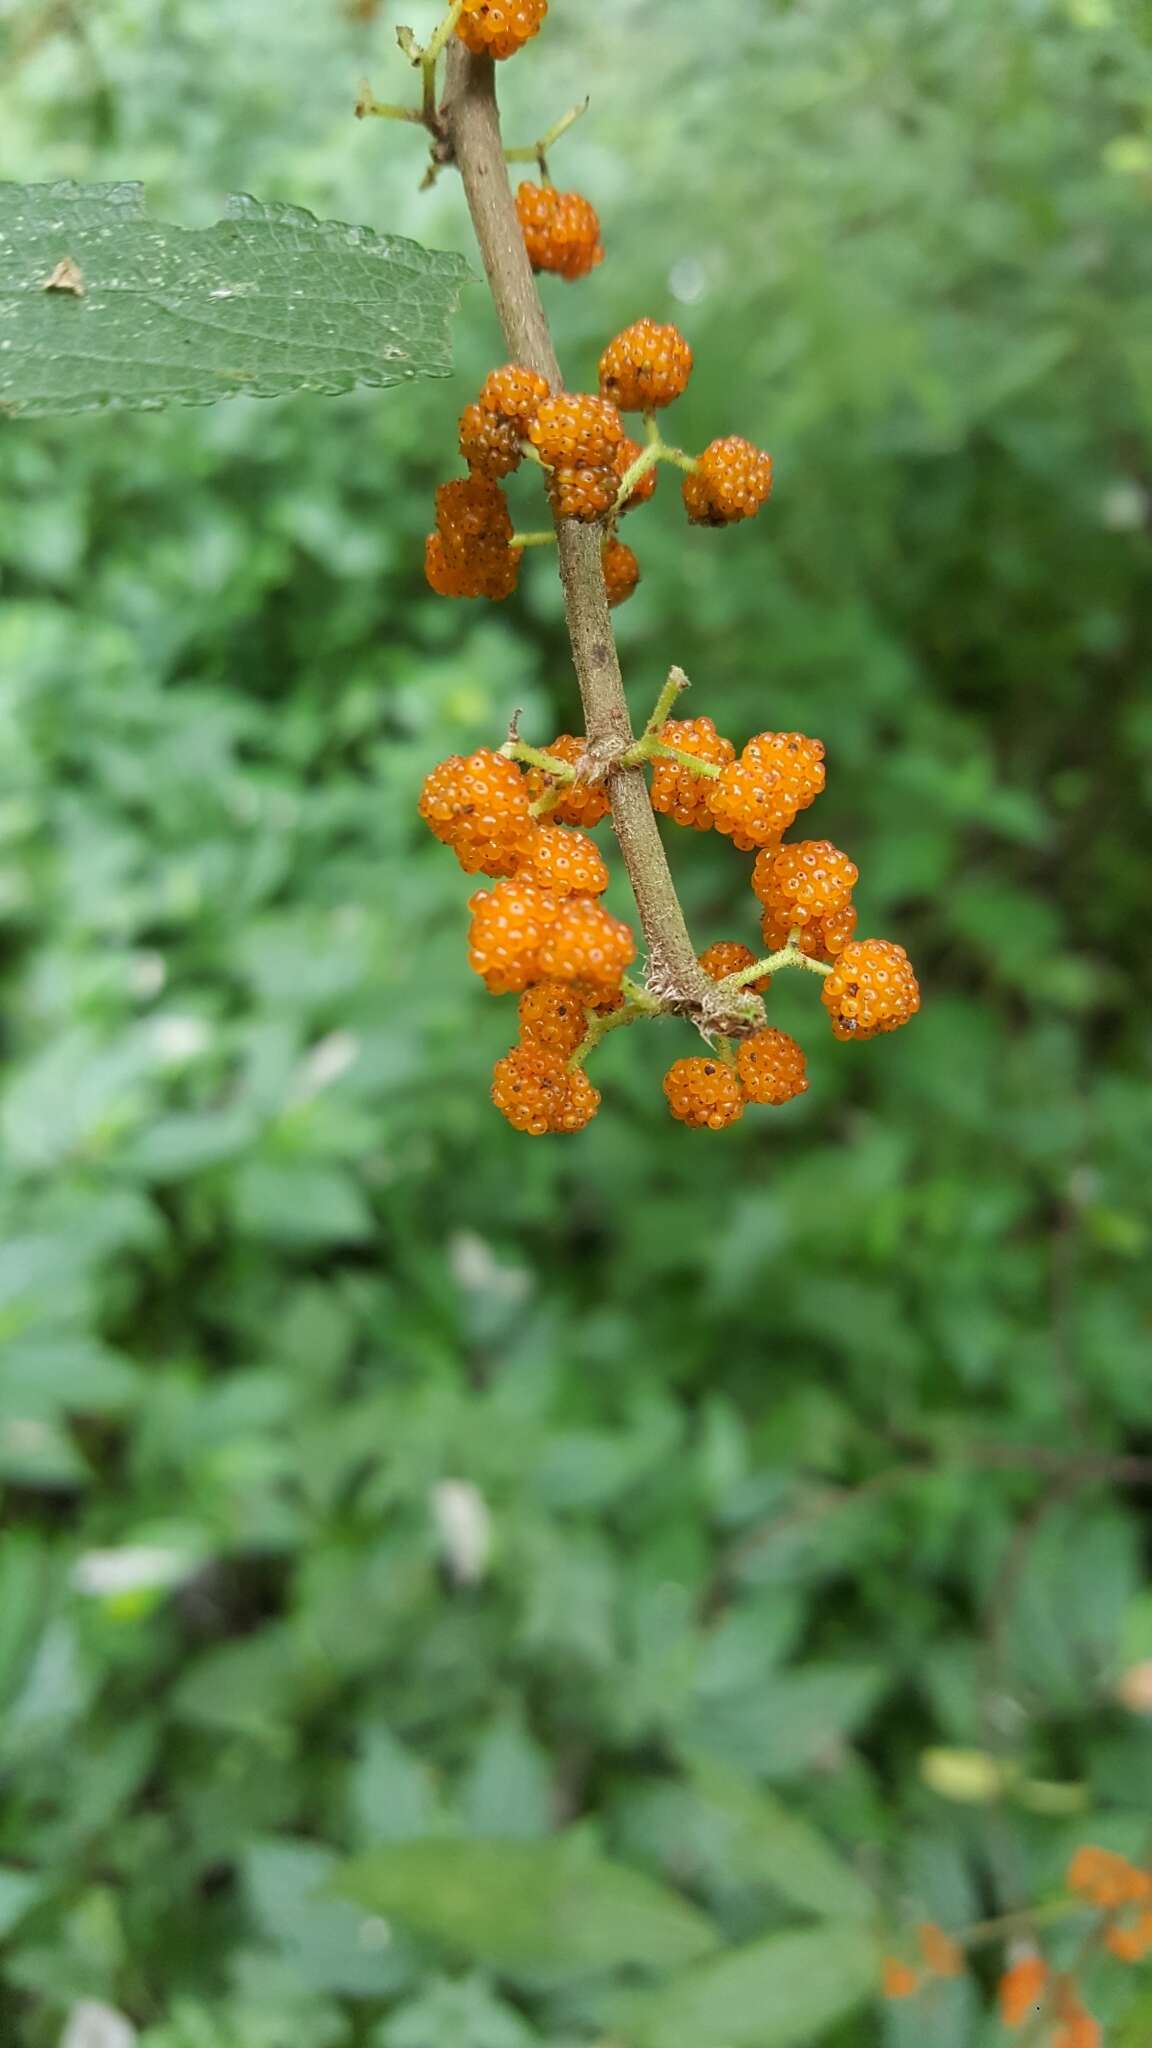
[879, 1956, 920, 2001]
[419, 749, 533, 875]
[821, 938, 921, 1042]
[650, 715, 736, 831]
[516, 824, 609, 897]
[1066, 1844, 1152, 1909]
[698, 941, 770, 995]
[663, 1057, 745, 1130]
[1051, 1974, 1100, 2048]
[683, 434, 774, 525]
[708, 732, 826, 849]
[598, 318, 694, 412]
[916, 1922, 964, 1979]
[615, 433, 659, 512]
[467, 877, 556, 994]
[491, 1043, 599, 1135]
[736, 1028, 808, 1107]
[516, 181, 604, 280]
[523, 735, 612, 827]
[602, 537, 640, 608]
[1105, 1905, 1152, 1962]
[457, 0, 547, 62]
[479, 363, 551, 431]
[536, 894, 635, 990]
[997, 1953, 1049, 2028]
[760, 898, 858, 962]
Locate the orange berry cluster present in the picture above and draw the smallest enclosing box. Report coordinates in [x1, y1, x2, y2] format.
[516, 182, 603, 280]
[457, 0, 547, 62]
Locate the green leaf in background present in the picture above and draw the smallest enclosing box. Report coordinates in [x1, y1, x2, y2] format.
[624, 1924, 877, 2048]
[684, 1761, 875, 1923]
[0, 183, 470, 418]
[335, 1838, 720, 1976]
[0, 1866, 42, 1940]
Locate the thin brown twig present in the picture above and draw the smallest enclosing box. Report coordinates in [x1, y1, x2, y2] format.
[439, 44, 755, 1029]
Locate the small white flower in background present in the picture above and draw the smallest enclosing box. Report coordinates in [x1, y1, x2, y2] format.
[449, 1230, 531, 1305]
[60, 2003, 137, 2048]
[431, 1478, 493, 1588]
[127, 951, 167, 999]
[291, 1029, 361, 1103]
[1116, 1661, 1152, 1716]
[149, 1015, 211, 1065]
[71, 1546, 200, 1598]
[1100, 479, 1149, 532]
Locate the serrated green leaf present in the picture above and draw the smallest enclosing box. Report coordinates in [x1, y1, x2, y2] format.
[334, 1838, 720, 1977]
[624, 1924, 878, 2048]
[0, 182, 470, 418]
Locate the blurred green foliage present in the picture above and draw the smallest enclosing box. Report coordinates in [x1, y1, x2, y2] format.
[2, 0, 1152, 2042]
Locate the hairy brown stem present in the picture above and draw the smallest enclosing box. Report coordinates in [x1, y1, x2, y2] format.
[441, 44, 748, 1025]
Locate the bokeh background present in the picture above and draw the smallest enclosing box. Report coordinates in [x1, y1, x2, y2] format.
[2, 1, 1152, 2042]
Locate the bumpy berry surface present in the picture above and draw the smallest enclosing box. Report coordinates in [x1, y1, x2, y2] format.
[650, 716, 736, 831]
[530, 394, 624, 469]
[683, 435, 774, 526]
[614, 434, 658, 512]
[517, 980, 590, 1058]
[536, 894, 635, 989]
[516, 182, 604, 280]
[598, 319, 694, 412]
[479, 363, 551, 431]
[524, 735, 612, 826]
[459, 401, 523, 479]
[698, 941, 769, 995]
[425, 531, 521, 601]
[548, 465, 619, 523]
[752, 839, 858, 923]
[516, 824, 609, 896]
[457, 0, 547, 62]
[663, 1057, 745, 1130]
[602, 538, 640, 608]
[760, 900, 858, 960]
[736, 1029, 808, 1106]
[821, 939, 921, 1042]
[419, 749, 533, 875]
[467, 878, 556, 993]
[491, 1044, 599, 1136]
[429, 475, 521, 600]
[708, 732, 826, 848]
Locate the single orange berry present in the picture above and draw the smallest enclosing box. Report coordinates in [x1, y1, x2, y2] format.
[651, 716, 736, 831]
[760, 899, 858, 961]
[548, 465, 620, 523]
[536, 894, 636, 990]
[752, 839, 858, 925]
[467, 877, 557, 993]
[736, 1028, 808, 1107]
[516, 182, 604, 280]
[419, 748, 534, 875]
[598, 318, 693, 412]
[524, 735, 612, 827]
[821, 939, 921, 1042]
[602, 537, 640, 608]
[530, 393, 625, 469]
[997, 1954, 1049, 2028]
[683, 435, 774, 525]
[1105, 1906, 1152, 1963]
[457, 0, 547, 61]
[880, 1957, 920, 2002]
[491, 1043, 600, 1135]
[518, 980, 590, 1059]
[663, 1057, 745, 1130]
[479, 363, 551, 432]
[459, 400, 523, 479]
[698, 941, 769, 995]
[615, 434, 659, 512]
[916, 1923, 964, 1980]
[516, 824, 609, 896]
[708, 732, 826, 848]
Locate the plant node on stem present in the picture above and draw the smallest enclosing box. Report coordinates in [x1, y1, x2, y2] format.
[440, 44, 758, 1033]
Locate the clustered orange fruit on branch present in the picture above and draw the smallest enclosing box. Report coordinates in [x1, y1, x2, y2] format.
[378, 0, 921, 1133]
[880, 1844, 1152, 2044]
